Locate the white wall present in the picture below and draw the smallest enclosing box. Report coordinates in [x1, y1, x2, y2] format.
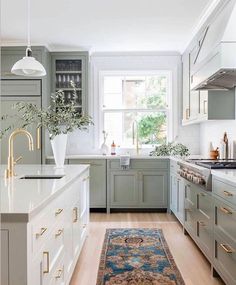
[48, 52, 200, 156]
[200, 120, 236, 157]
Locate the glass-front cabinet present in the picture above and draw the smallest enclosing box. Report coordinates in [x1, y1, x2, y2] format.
[51, 52, 89, 114]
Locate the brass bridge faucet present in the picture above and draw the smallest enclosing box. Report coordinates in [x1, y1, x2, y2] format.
[5, 129, 34, 178]
[132, 121, 141, 155]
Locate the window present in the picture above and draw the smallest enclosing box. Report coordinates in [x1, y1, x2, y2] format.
[100, 71, 171, 148]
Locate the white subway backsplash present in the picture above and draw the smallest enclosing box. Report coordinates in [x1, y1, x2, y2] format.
[200, 120, 236, 158]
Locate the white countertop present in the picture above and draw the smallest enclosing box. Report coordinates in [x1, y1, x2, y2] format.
[47, 154, 203, 160]
[212, 169, 236, 185]
[0, 164, 89, 222]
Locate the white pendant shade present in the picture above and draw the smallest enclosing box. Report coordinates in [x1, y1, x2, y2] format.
[11, 0, 46, 77]
[11, 55, 46, 77]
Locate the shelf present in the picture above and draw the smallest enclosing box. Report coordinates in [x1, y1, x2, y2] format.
[56, 88, 82, 91]
[56, 71, 82, 74]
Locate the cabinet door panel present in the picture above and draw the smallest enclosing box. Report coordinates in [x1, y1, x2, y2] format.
[1, 230, 9, 285]
[189, 90, 199, 120]
[140, 171, 167, 207]
[70, 159, 106, 208]
[184, 184, 197, 235]
[182, 52, 190, 122]
[0, 97, 42, 164]
[110, 171, 138, 207]
[176, 178, 185, 224]
[1, 80, 41, 96]
[170, 174, 178, 213]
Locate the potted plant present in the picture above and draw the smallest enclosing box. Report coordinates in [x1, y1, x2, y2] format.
[1, 81, 93, 168]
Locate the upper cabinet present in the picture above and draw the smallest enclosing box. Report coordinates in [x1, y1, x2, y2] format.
[51, 52, 89, 114]
[182, 3, 236, 126]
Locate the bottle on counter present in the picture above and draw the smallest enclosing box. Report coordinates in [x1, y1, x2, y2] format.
[111, 141, 116, 155]
[223, 132, 229, 159]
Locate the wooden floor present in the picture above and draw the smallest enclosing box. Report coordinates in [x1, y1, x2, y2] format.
[70, 213, 225, 285]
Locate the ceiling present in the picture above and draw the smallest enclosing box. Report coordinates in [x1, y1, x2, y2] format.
[1, 0, 216, 53]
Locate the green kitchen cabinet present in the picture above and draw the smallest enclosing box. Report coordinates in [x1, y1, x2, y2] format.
[1, 46, 51, 163]
[184, 182, 213, 261]
[139, 171, 168, 207]
[51, 52, 89, 115]
[110, 171, 139, 207]
[68, 159, 106, 208]
[169, 160, 185, 224]
[170, 173, 178, 214]
[107, 159, 168, 211]
[0, 95, 42, 165]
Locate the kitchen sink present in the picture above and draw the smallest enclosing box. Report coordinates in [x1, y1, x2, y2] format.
[20, 175, 64, 179]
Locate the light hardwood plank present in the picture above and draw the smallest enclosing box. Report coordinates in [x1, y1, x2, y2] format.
[70, 213, 224, 285]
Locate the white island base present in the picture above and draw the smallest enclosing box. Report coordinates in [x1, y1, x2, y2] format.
[0, 165, 90, 285]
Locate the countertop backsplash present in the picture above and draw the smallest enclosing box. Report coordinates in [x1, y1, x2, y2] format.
[200, 120, 236, 158]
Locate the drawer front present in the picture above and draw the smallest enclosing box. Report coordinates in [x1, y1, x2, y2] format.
[108, 159, 168, 170]
[197, 190, 213, 219]
[196, 216, 213, 259]
[214, 198, 236, 242]
[1, 79, 41, 96]
[213, 177, 236, 205]
[31, 187, 71, 255]
[214, 232, 236, 285]
[170, 159, 179, 173]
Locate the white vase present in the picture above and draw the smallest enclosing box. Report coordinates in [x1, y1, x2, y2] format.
[101, 142, 109, 155]
[51, 134, 68, 168]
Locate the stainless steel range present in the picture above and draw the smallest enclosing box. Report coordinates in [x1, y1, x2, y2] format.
[177, 159, 236, 191]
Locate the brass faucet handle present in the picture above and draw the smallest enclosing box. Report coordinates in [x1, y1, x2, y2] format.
[14, 156, 23, 164]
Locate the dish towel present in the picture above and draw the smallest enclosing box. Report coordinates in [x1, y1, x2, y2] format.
[120, 155, 130, 170]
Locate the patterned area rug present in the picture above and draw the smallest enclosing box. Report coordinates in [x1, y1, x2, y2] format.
[96, 228, 185, 285]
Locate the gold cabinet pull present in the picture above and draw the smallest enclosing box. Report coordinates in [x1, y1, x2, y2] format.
[198, 221, 206, 227]
[43, 251, 50, 274]
[185, 208, 192, 212]
[223, 191, 233, 197]
[36, 126, 41, 150]
[36, 227, 47, 238]
[200, 192, 206, 197]
[55, 229, 64, 238]
[82, 176, 90, 181]
[186, 108, 190, 120]
[73, 207, 78, 223]
[220, 207, 233, 215]
[203, 100, 207, 114]
[55, 268, 63, 279]
[220, 243, 234, 254]
[55, 208, 63, 216]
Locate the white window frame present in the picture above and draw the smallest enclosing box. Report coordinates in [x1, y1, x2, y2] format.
[98, 70, 173, 149]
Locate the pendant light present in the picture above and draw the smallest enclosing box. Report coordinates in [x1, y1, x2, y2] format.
[11, 0, 46, 77]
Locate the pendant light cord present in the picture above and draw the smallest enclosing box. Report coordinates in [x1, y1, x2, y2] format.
[27, 0, 30, 48]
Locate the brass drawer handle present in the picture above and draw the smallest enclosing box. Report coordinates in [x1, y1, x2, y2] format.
[185, 208, 192, 212]
[82, 176, 90, 181]
[198, 221, 206, 227]
[186, 108, 190, 120]
[55, 229, 64, 238]
[220, 243, 234, 254]
[73, 207, 78, 223]
[36, 227, 47, 238]
[203, 100, 207, 114]
[43, 251, 50, 274]
[200, 193, 206, 197]
[55, 268, 63, 279]
[223, 191, 233, 197]
[220, 207, 233, 215]
[55, 208, 63, 216]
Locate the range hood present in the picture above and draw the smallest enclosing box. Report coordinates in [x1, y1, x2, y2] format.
[191, 0, 236, 90]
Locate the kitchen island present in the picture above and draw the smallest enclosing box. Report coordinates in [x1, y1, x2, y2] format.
[0, 164, 90, 285]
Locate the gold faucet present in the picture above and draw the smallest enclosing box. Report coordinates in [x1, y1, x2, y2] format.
[5, 128, 34, 178]
[132, 121, 141, 155]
